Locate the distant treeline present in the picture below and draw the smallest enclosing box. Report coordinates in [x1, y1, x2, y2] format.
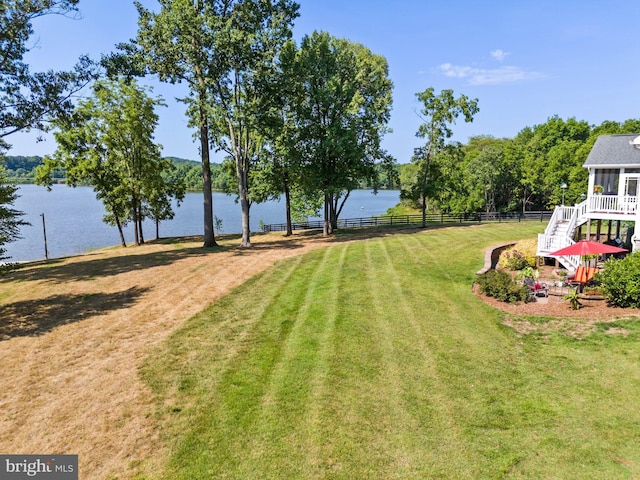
[0, 155, 401, 192]
[399, 116, 640, 214]
[0, 155, 224, 190]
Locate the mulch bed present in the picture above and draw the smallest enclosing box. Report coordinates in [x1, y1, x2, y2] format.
[473, 266, 640, 337]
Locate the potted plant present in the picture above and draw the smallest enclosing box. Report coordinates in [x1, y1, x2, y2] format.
[593, 184, 604, 194]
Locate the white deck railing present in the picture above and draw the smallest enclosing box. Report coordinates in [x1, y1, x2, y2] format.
[588, 195, 638, 215]
[537, 202, 588, 271]
[538, 195, 638, 270]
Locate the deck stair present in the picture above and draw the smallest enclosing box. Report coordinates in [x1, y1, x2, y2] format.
[537, 201, 589, 271]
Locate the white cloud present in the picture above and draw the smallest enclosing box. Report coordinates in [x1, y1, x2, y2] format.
[490, 49, 510, 62]
[437, 63, 546, 86]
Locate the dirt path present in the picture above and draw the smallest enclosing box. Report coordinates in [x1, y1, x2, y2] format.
[0, 232, 339, 479]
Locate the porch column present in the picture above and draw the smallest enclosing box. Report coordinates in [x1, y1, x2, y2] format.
[634, 209, 640, 252]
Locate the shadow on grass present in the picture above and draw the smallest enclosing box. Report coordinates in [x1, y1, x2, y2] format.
[0, 286, 150, 340]
[1, 242, 222, 284]
[1, 224, 483, 282]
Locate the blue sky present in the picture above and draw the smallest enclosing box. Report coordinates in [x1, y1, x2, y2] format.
[8, 0, 640, 163]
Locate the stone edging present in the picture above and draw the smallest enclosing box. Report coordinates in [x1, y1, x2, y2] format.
[476, 242, 517, 275]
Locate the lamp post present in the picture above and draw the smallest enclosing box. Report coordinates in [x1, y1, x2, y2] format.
[560, 182, 568, 205]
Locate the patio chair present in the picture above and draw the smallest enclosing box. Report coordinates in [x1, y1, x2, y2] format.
[524, 278, 549, 298]
[568, 266, 598, 292]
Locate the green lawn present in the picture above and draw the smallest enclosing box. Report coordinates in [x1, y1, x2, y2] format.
[141, 222, 640, 479]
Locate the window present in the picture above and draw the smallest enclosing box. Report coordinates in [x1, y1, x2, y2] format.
[594, 169, 619, 194]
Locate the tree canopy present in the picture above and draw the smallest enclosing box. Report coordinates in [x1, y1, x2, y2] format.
[1, 0, 95, 152]
[1, 0, 95, 270]
[399, 116, 640, 215]
[36, 78, 185, 246]
[402, 88, 479, 226]
[279, 31, 394, 235]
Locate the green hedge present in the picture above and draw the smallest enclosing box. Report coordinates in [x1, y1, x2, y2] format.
[475, 270, 532, 304]
[598, 253, 640, 308]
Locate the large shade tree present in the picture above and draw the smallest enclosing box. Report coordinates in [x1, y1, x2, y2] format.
[1, 0, 95, 270]
[205, 0, 299, 247]
[36, 79, 184, 246]
[403, 87, 479, 227]
[282, 32, 394, 235]
[112, 0, 223, 247]
[111, 0, 299, 248]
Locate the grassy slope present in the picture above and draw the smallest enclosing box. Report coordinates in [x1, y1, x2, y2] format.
[142, 223, 640, 479]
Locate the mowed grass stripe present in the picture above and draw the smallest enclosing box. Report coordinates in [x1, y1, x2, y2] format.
[239, 245, 350, 478]
[387, 230, 534, 474]
[211, 247, 346, 479]
[145, 222, 640, 479]
[360, 236, 478, 477]
[376, 232, 516, 476]
[307, 240, 396, 477]
[152, 252, 328, 479]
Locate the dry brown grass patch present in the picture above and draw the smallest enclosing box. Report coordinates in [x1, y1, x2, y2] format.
[0, 231, 349, 479]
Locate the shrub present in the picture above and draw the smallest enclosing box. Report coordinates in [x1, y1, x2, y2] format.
[499, 239, 538, 270]
[514, 238, 538, 267]
[598, 253, 640, 308]
[499, 248, 529, 270]
[475, 270, 532, 304]
[562, 289, 583, 310]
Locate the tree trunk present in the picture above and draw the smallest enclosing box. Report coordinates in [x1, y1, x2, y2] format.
[330, 194, 339, 231]
[200, 105, 217, 248]
[419, 149, 432, 229]
[240, 194, 251, 247]
[323, 193, 331, 236]
[138, 214, 145, 244]
[333, 190, 350, 231]
[155, 218, 160, 240]
[284, 177, 292, 237]
[132, 197, 139, 246]
[115, 215, 126, 248]
[238, 170, 251, 247]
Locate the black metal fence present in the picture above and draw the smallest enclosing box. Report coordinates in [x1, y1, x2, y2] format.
[261, 211, 553, 233]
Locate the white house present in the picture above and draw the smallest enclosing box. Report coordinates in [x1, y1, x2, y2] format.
[537, 133, 640, 270]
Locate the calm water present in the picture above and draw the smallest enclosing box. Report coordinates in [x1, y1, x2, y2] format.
[5, 185, 400, 262]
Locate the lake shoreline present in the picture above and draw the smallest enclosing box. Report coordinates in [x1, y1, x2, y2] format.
[6, 186, 401, 262]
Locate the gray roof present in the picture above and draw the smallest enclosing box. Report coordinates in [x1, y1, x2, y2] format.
[583, 134, 640, 167]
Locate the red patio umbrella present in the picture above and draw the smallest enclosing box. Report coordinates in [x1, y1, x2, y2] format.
[549, 240, 628, 257]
